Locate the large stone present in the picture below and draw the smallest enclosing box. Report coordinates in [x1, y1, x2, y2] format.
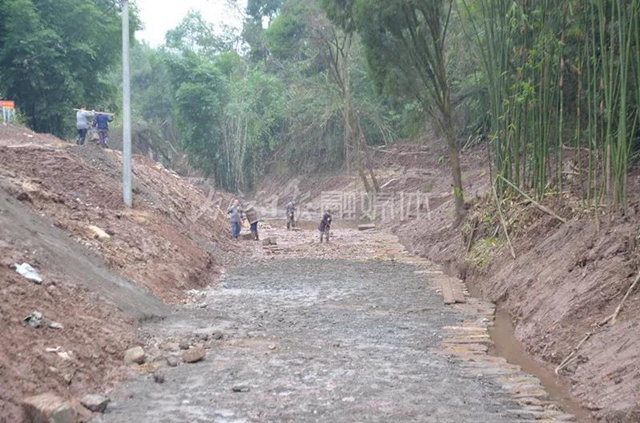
[181, 345, 206, 363]
[79, 394, 110, 413]
[22, 393, 76, 423]
[87, 226, 110, 241]
[123, 346, 146, 365]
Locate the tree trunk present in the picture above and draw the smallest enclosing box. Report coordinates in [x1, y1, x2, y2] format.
[356, 113, 380, 192]
[443, 107, 464, 223]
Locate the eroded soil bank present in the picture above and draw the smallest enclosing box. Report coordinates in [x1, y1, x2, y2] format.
[396, 197, 640, 423]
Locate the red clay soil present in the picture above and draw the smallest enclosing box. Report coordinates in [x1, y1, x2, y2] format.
[0, 124, 239, 422]
[0, 256, 136, 423]
[0, 125, 239, 303]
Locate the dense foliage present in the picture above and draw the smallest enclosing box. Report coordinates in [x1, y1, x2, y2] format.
[462, 0, 640, 212]
[0, 0, 129, 136]
[1, 0, 638, 216]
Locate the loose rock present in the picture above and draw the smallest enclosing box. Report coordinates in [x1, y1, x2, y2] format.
[232, 384, 250, 393]
[22, 393, 76, 423]
[153, 371, 165, 384]
[87, 226, 111, 241]
[166, 356, 180, 367]
[124, 346, 146, 365]
[80, 394, 110, 413]
[181, 345, 205, 363]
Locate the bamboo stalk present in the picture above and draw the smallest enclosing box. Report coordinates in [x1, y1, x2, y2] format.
[492, 181, 516, 259]
[73, 108, 115, 116]
[611, 271, 640, 325]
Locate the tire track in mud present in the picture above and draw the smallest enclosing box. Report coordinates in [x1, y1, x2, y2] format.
[100, 228, 579, 423]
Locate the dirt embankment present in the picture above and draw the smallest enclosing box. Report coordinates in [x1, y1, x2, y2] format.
[0, 125, 239, 302]
[386, 147, 640, 423]
[397, 195, 640, 423]
[258, 140, 640, 422]
[0, 125, 238, 422]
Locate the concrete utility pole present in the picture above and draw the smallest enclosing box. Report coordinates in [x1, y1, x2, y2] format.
[121, 0, 133, 207]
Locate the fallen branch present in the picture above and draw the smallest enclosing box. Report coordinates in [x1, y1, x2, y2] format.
[554, 279, 637, 375]
[379, 178, 398, 189]
[492, 182, 516, 259]
[498, 175, 567, 224]
[555, 332, 592, 375]
[611, 271, 640, 325]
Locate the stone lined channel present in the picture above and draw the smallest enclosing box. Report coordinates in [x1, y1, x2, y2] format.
[99, 227, 582, 422]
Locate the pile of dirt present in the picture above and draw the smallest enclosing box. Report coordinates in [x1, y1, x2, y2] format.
[0, 124, 239, 422]
[0, 125, 240, 303]
[0, 253, 136, 422]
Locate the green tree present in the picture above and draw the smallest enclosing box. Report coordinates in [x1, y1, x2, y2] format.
[319, 0, 379, 191]
[0, 0, 130, 137]
[346, 0, 465, 222]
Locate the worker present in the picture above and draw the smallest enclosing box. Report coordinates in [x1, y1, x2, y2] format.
[94, 108, 114, 148]
[243, 203, 260, 241]
[318, 210, 332, 243]
[286, 200, 296, 230]
[228, 200, 242, 240]
[76, 106, 95, 145]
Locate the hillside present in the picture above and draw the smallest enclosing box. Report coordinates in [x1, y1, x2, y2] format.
[0, 124, 238, 422]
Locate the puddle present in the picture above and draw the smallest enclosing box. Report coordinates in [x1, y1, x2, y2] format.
[489, 308, 597, 423]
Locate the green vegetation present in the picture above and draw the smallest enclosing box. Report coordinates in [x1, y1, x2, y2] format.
[1, 0, 638, 220]
[462, 0, 640, 213]
[0, 0, 129, 137]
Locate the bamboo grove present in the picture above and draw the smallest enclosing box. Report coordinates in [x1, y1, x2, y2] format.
[463, 0, 640, 213]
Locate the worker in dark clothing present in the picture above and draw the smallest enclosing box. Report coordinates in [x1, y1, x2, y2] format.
[94, 108, 114, 148]
[243, 204, 260, 241]
[318, 210, 332, 243]
[286, 201, 296, 230]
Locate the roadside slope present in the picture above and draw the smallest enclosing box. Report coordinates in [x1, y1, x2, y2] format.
[0, 124, 238, 422]
[0, 124, 239, 302]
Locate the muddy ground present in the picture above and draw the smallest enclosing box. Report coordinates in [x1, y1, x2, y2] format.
[256, 141, 640, 422]
[99, 226, 582, 423]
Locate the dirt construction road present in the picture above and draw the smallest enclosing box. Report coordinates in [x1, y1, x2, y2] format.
[101, 227, 578, 423]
